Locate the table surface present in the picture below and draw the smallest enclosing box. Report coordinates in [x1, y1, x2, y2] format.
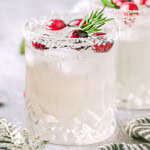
[0, 0, 150, 149]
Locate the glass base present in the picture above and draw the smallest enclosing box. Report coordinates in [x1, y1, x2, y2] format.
[27, 107, 116, 145]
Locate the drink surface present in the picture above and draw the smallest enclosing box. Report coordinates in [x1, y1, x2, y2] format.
[24, 14, 118, 145]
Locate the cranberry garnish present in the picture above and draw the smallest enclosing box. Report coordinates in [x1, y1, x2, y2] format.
[92, 41, 114, 52]
[68, 19, 86, 27]
[112, 0, 128, 7]
[45, 19, 66, 31]
[32, 34, 49, 50]
[120, 2, 139, 25]
[67, 29, 88, 38]
[92, 32, 113, 52]
[32, 42, 48, 50]
[120, 2, 139, 16]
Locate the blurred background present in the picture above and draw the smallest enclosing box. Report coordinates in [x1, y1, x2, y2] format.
[0, 0, 77, 125]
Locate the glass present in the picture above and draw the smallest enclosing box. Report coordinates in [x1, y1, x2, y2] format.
[24, 13, 118, 145]
[80, 0, 150, 109]
[117, 7, 150, 110]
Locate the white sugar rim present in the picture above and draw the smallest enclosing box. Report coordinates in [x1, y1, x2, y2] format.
[23, 12, 118, 49]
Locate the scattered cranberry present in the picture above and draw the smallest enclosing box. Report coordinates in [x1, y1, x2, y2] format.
[68, 19, 86, 27]
[120, 2, 139, 16]
[67, 29, 88, 38]
[92, 32, 113, 52]
[133, 0, 146, 5]
[112, 0, 128, 7]
[45, 19, 66, 31]
[145, 0, 150, 6]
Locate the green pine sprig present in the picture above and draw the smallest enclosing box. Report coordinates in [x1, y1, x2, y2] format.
[0, 119, 49, 150]
[79, 8, 114, 34]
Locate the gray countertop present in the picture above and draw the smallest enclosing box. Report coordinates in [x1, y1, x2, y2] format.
[0, 0, 150, 149]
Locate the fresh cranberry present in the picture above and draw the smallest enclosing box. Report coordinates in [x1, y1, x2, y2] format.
[92, 41, 114, 52]
[133, 0, 146, 5]
[45, 19, 66, 31]
[120, 2, 139, 16]
[67, 29, 88, 38]
[68, 19, 86, 27]
[32, 42, 48, 50]
[32, 34, 49, 50]
[120, 2, 139, 25]
[92, 32, 113, 52]
[145, 0, 150, 6]
[112, 0, 128, 7]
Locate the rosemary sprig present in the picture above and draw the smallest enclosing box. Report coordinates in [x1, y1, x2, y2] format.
[101, 0, 119, 9]
[0, 119, 49, 150]
[79, 8, 114, 34]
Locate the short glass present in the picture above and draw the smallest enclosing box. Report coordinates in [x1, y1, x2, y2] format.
[83, 0, 150, 110]
[117, 7, 150, 109]
[24, 13, 118, 145]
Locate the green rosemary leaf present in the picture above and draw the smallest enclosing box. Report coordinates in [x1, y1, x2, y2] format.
[88, 11, 94, 22]
[82, 23, 94, 31]
[79, 8, 114, 34]
[79, 16, 88, 28]
[101, 0, 119, 9]
[96, 23, 105, 29]
[95, 13, 103, 20]
[88, 28, 102, 34]
[91, 9, 98, 19]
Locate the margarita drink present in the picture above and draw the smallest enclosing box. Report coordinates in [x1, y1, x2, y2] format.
[24, 12, 118, 145]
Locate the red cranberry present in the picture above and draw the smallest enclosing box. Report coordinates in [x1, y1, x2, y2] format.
[112, 0, 128, 7]
[45, 19, 66, 31]
[120, 2, 139, 25]
[133, 0, 146, 5]
[67, 30, 88, 38]
[120, 2, 139, 16]
[32, 42, 48, 50]
[92, 41, 114, 52]
[32, 34, 49, 50]
[145, 0, 150, 6]
[68, 19, 86, 27]
[92, 32, 113, 52]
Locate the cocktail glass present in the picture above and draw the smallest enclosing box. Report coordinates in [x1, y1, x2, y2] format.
[24, 13, 118, 145]
[117, 7, 150, 109]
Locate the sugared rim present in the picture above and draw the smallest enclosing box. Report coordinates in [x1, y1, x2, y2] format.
[23, 12, 118, 49]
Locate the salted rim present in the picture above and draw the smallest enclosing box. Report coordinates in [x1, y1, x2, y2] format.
[23, 12, 119, 49]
